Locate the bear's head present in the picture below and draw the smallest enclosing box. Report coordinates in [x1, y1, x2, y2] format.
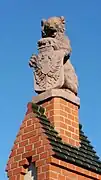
[41, 16, 65, 38]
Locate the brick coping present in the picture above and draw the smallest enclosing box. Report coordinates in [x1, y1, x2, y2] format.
[50, 157, 100, 179]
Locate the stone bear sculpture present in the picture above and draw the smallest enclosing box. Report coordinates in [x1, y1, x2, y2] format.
[29, 16, 78, 95]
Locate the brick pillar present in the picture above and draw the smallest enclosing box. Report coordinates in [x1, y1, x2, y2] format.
[33, 89, 80, 147]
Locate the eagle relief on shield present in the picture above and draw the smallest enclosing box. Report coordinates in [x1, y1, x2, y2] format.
[31, 38, 65, 93]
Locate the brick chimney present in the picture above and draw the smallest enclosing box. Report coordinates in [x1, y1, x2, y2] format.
[33, 89, 80, 147]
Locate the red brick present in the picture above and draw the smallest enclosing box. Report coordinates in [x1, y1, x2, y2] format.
[75, 117, 78, 122]
[40, 152, 47, 159]
[68, 114, 74, 121]
[46, 104, 53, 111]
[68, 125, 74, 132]
[50, 109, 60, 116]
[14, 155, 21, 162]
[44, 144, 52, 151]
[51, 115, 64, 122]
[11, 162, 18, 169]
[72, 133, 79, 140]
[32, 155, 39, 162]
[22, 131, 36, 140]
[37, 128, 45, 134]
[29, 135, 40, 144]
[60, 98, 67, 105]
[65, 131, 71, 137]
[13, 167, 25, 175]
[19, 140, 28, 147]
[50, 165, 61, 173]
[60, 160, 67, 167]
[9, 176, 16, 180]
[7, 170, 13, 177]
[60, 122, 67, 129]
[38, 172, 45, 180]
[34, 141, 42, 148]
[45, 157, 51, 164]
[65, 118, 71, 125]
[26, 119, 32, 126]
[69, 138, 75, 146]
[16, 174, 24, 180]
[60, 110, 68, 117]
[68, 163, 76, 170]
[37, 146, 44, 154]
[59, 129, 65, 135]
[50, 98, 60, 104]
[68, 102, 73, 108]
[34, 122, 42, 129]
[37, 166, 42, 173]
[90, 172, 98, 178]
[65, 106, 71, 113]
[42, 101, 49, 107]
[72, 109, 78, 116]
[42, 164, 49, 172]
[51, 157, 60, 164]
[36, 159, 45, 167]
[58, 174, 65, 180]
[42, 138, 49, 145]
[50, 171, 58, 179]
[76, 141, 80, 147]
[75, 128, 79, 134]
[72, 121, 78, 128]
[17, 147, 24, 155]
[60, 104, 65, 111]
[22, 150, 36, 158]
[25, 144, 32, 151]
[62, 135, 69, 143]
[24, 125, 34, 133]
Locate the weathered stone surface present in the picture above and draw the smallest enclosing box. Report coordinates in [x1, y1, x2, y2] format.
[29, 16, 78, 95]
[32, 89, 80, 106]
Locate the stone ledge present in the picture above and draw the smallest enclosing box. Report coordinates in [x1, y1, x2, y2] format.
[32, 89, 80, 106]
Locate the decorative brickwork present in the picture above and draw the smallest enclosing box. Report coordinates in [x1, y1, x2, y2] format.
[6, 100, 101, 180]
[6, 106, 54, 180]
[41, 97, 80, 147]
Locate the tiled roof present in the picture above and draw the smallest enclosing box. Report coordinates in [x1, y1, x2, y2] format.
[32, 103, 101, 174]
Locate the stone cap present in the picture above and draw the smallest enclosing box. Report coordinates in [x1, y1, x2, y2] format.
[32, 89, 80, 106]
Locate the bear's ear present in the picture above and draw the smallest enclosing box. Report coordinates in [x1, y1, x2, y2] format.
[60, 16, 65, 24]
[41, 19, 46, 27]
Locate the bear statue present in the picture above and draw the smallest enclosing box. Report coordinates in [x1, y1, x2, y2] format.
[29, 16, 78, 95]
